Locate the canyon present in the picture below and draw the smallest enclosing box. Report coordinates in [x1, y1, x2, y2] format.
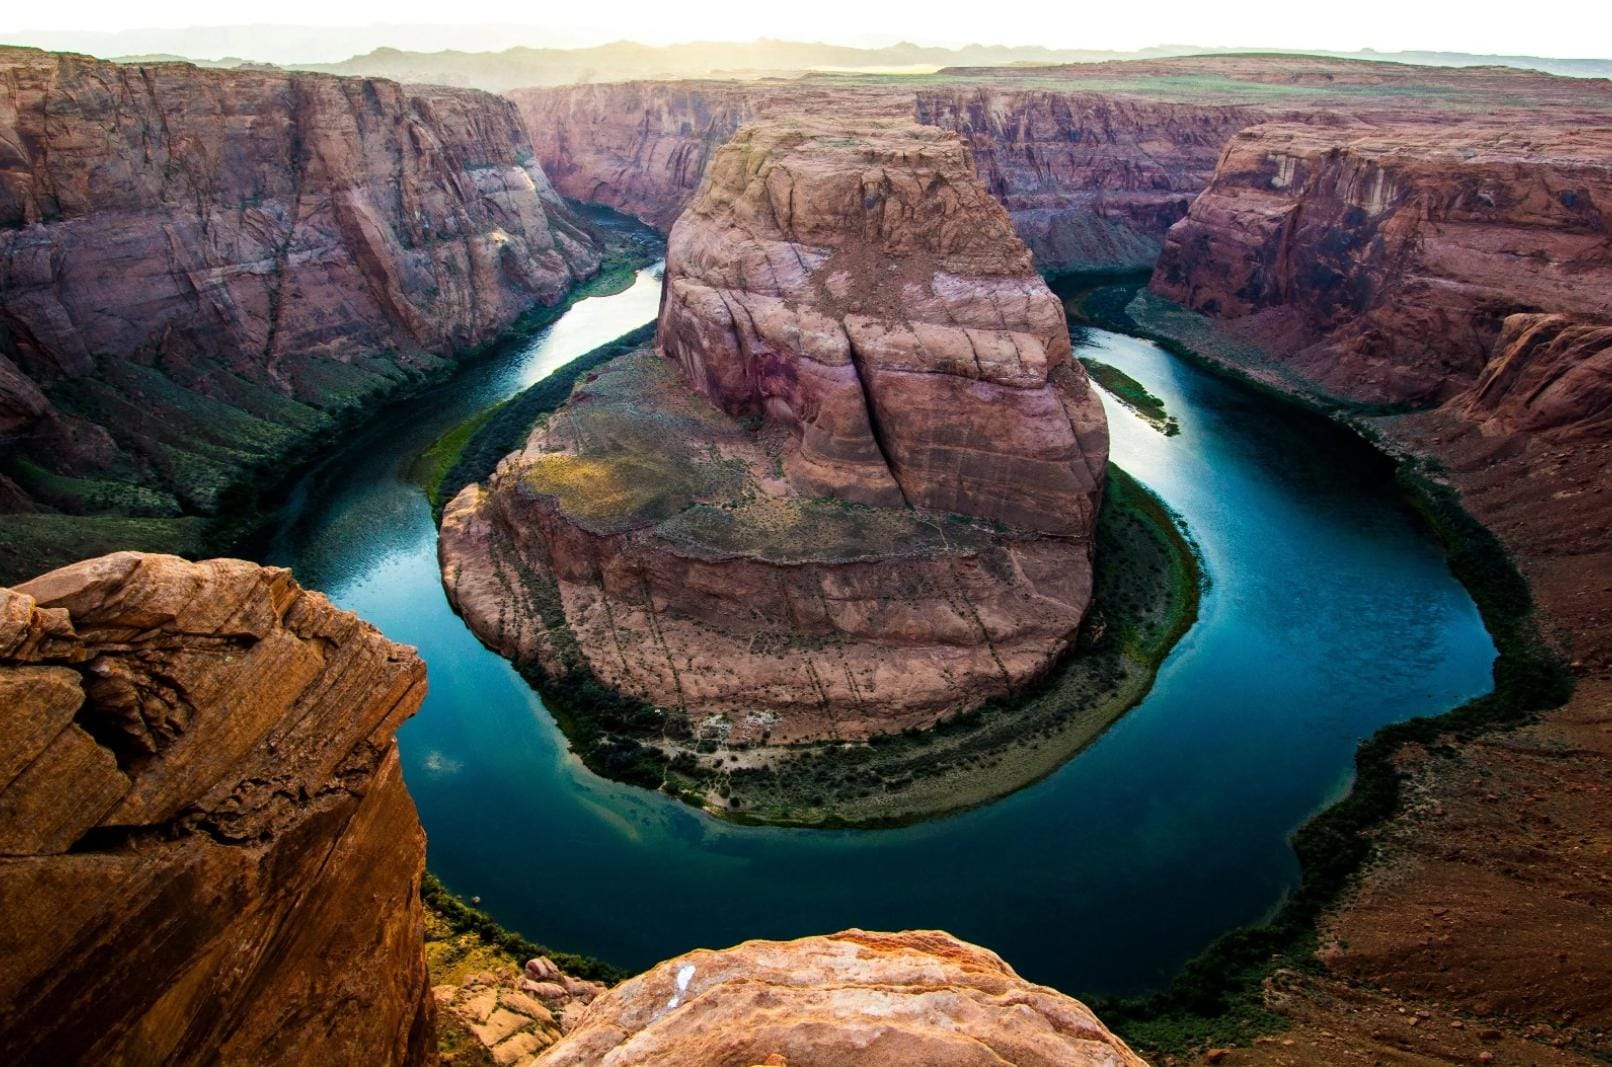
[0, 47, 603, 580]
[514, 55, 1612, 275]
[442, 120, 1108, 743]
[1, 38, 1610, 1067]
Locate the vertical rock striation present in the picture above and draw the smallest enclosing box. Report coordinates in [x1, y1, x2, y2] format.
[0, 552, 433, 1065]
[916, 89, 1263, 271]
[0, 47, 601, 545]
[1149, 123, 1612, 408]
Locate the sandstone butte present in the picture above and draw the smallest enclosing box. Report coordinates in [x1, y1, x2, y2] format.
[0, 552, 432, 1065]
[0, 46, 602, 573]
[1150, 123, 1612, 409]
[440, 120, 1109, 742]
[0, 552, 1143, 1067]
[511, 55, 1612, 273]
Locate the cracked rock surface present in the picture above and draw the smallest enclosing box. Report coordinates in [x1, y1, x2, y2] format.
[535, 929, 1146, 1067]
[0, 551, 433, 1065]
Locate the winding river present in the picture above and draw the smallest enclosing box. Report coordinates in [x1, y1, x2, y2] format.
[262, 265, 1496, 998]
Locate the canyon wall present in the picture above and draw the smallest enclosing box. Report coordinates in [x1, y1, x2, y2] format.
[0, 552, 431, 1065]
[510, 82, 769, 230]
[1149, 123, 1612, 408]
[916, 89, 1263, 271]
[443, 121, 1107, 744]
[0, 47, 601, 571]
[509, 80, 910, 232]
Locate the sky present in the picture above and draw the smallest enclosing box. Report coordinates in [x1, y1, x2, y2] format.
[2, 0, 1606, 64]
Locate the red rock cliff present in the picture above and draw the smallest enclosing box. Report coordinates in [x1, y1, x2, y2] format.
[0, 47, 601, 525]
[0, 552, 432, 1064]
[916, 88, 1262, 271]
[1149, 123, 1612, 407]
[510, 81, 772, 230]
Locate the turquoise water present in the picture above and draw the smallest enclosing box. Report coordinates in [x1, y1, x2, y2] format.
[263, 277, 1496, 998]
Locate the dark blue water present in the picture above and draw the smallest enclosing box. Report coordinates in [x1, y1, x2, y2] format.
[264, 279, 1495, 998]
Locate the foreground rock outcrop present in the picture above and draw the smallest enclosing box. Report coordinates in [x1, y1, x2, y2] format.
[0, 553, 432, 1065]
[1150, 123, 1612, 407]
[0, 47, 602, 576]
[537, 930, 1145, 1067]
[442, 121, 1107, 742]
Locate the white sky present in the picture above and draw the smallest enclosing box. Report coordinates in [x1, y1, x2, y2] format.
[2, 0, 1606, 61]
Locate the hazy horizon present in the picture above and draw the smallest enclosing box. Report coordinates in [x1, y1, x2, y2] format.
[2, 8, 1608, 68]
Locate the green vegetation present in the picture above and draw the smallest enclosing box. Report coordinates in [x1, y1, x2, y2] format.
[0, 211, 662, 587]
[507, 465, 1201, 828]
[417, 323, 657, 509]
[1079, 356, 1179, 435]
[421, 872, 625, 984]
[1048, 276, 1577, 1058]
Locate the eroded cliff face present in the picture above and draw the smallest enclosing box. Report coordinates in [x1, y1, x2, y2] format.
[916, 89, 1264, 272]
[0, 552, 432, 1065]
[0, 47, 601, 536]
[510, 82, 769, 230]
[536, 929, 1146, 1067]
[510, 81, 911, 233]
[1149, 123, 1612, 408]
[442, 121, 1107, 742]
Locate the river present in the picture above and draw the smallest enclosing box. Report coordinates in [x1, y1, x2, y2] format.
[262, 267, 1496, 997]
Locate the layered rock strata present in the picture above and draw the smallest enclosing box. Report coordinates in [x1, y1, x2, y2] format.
[0, 47, 601, 531]
[915, 90, 1263, 270]
[510, 81, 910, 231]
[443, 121, 1107, 741]
[516, 57, 1612, 276]
[536, 929, 1146, 1067]
[1150, 123, 1612, 407]
[0, 552, 432, 1065]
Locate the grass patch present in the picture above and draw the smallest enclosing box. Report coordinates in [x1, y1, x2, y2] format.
[421, 872, 626, 985]
[421, 322, 657, 510]
[1079, 356, 1179, 435]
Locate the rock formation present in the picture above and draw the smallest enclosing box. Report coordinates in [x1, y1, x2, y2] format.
[536, 929, 1146, 1067]
[0, 552, 432, 1065]
[0, 47, 601, 566]
[442, 121, 1107, 742]
[1149, 123, 1612, 408]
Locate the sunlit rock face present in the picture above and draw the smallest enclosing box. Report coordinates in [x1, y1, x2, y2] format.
[1150, 123, 1612, 409]
[441, 121, 1108, 742]
[0, 552, 433, 1066]
[536, 929, 1148, 1067]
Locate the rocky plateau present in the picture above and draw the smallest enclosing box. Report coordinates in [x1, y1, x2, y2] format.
[442, 120, 1108, 741]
